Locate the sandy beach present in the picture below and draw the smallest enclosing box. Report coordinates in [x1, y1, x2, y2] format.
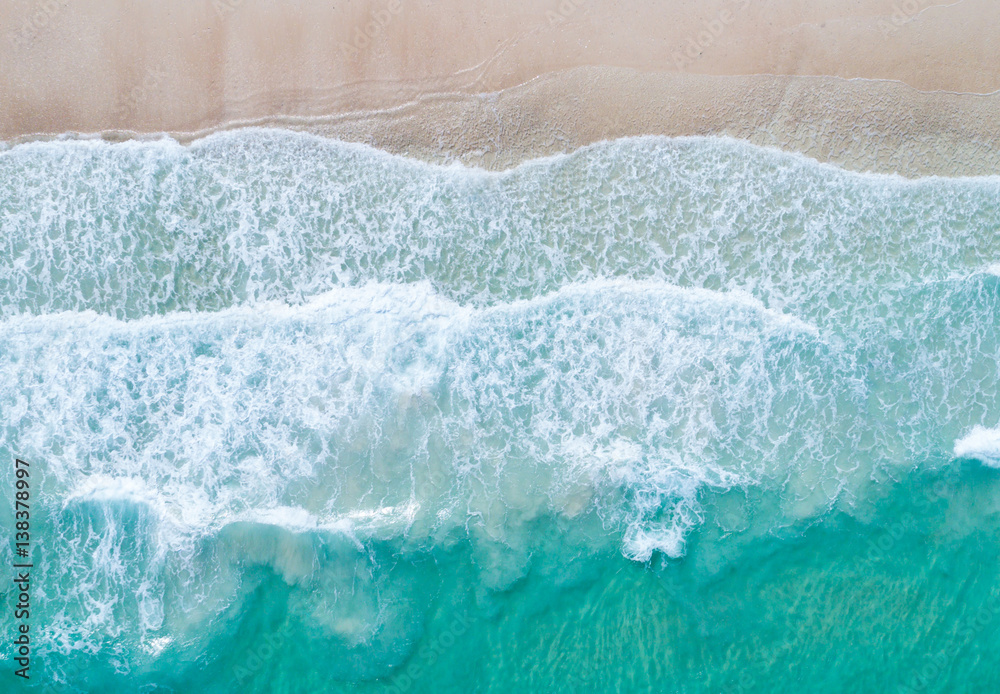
[2, 0, 998, 175]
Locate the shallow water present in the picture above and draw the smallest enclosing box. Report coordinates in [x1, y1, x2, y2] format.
[1, 131, 998, 692]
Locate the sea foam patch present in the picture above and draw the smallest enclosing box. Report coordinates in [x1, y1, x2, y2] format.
[954, 425, 1000, 467]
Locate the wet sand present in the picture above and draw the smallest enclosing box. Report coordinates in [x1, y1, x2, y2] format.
[2, 0, 998, 175]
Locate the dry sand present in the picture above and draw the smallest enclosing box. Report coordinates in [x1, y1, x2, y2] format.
[2, 0, 998, 175]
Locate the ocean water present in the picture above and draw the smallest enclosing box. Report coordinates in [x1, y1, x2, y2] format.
[1, 130, 999, 693]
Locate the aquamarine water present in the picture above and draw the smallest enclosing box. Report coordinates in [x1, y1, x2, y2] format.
[1, 130, 998, 692]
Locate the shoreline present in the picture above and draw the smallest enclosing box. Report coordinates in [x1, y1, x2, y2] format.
[2, 1, 999, 177]
[5, 69, 999, 178]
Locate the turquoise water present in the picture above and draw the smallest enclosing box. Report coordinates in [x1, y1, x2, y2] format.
[1, 130, 999, 692]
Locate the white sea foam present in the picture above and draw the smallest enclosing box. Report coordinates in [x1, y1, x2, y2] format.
[4, 272, 994, 584]
[3, 130, 998, 665]
[954, 425, 1000, 467]
[2, 129, 998, 327]
[2, 280, 830, 574]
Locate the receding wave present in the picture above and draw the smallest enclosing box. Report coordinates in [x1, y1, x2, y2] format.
[1, 131, 998, 330]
